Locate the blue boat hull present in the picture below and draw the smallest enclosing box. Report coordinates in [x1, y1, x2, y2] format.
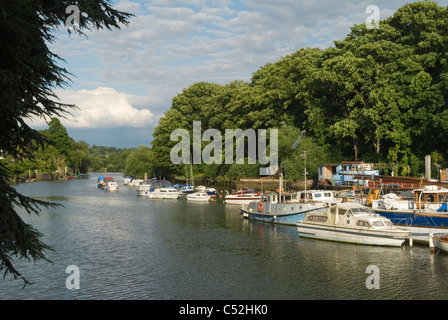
[242, 211, 307, 225]
[241, 206, 328, 226]
[374, 209, 448, 229]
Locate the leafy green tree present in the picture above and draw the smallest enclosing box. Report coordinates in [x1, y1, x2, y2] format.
[47, 118, 72, 158]
[45, 117, 73, 176]
[149, 0, 448, 180]
[0, 0, 132, 285]
[71, 140, 90, 174]
[124, 146, 154, 178]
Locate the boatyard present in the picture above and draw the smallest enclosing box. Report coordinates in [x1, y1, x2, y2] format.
[102, 169, 448, 251]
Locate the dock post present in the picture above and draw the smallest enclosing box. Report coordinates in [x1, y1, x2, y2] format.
[429, 233, 436, 253]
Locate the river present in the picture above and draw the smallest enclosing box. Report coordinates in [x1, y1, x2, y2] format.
[2, 173, 448, 301]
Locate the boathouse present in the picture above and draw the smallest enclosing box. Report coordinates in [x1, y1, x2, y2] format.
[318, 161, 379, 186]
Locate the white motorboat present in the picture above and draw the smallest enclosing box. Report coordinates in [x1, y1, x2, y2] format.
[147, 187, 181, 199]
[136, 182, 152, 196]
[225, 192, 261, 205]
[296, 202, 410, 247]
[205, 187, 216, 195]
[193, 185, 216, 195]
[105, 181, 119, 192]
[233, 187, 256, 194]
[123, 176, 132, 185]
[186, 192, 211, 202]
[180, 185, 195, 194]
[128, 179, 144, 187]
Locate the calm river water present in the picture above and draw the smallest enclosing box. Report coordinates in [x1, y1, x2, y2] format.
[2, 173, 448, 301]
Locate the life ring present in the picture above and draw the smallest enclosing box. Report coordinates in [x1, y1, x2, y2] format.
[258, 203, 264, 212]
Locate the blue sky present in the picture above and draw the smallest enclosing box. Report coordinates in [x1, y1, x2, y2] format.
[30, 0, 448, 148]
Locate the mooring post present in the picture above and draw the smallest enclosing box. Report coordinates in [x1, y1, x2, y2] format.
[429, 233, 436, 253]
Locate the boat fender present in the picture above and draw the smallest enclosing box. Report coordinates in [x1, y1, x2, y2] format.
[258, 203, 263, 212]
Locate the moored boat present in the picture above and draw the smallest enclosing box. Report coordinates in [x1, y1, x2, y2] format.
[123, 176, 132, 185]
[180, 185, 195, 194]
[240, 191, 334, 226]
[128, 179, 144, 187]
[225, 192, 261, 205]
[233, 187, 256, 195]
[205, 187, 216, 195]
[370, 186, 448, 242]
[97, 176, 114, 189]
[136, 181, 152, 196]
[105, 180, 119, 192]
[147, 187, 181, 199]
[433, 233, 448, 253]
[186, 192, 211, 202]
[296, 202, 411, 247]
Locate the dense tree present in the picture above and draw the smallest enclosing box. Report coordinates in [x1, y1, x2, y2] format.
[150, 1, 448, 180]
[71, 140, 90, 174]
[124, 146, 154, 178]
[0, 0, 132, 285]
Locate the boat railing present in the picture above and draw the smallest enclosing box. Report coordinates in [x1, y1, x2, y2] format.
[414, 201, 448, 212]
[389, 218, 412, 227]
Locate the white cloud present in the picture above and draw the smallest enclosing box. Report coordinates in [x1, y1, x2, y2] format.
[28, 87, 159, 130]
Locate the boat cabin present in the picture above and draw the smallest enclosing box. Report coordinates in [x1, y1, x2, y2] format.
[413, 186, 448, 211]
[296, 190, 339, 203]
[318, 161, 379, 186]
[306, 203, 393, 229]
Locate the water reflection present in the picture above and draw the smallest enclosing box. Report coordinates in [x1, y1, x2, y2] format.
[2, 176, 448, 299]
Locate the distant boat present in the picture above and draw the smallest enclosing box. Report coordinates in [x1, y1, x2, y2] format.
[128, 179, 144, 187]
[105, 181, 119, 192]
[123, 176, 132, 185]
[180, 185, 195, 194]
[225, 192, 261, 205]
[97, 176, 113, 189]
[186, 192, 211, 202]
[136, 181, 152, 196]
[233, 187, 256, 195]
[97, 176, 105, 188]
[135, 179, 180, 199]
[205, 187, 216, 195]
[296, 202, 410, 247]
[147, 187, 181, 200]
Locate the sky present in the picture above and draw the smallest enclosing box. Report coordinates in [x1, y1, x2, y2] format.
[29, 0, 448, 148]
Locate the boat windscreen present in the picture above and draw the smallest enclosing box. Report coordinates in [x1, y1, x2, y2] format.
[349, 207, 372, 214]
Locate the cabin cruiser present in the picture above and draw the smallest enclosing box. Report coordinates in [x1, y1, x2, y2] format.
[147, 187, 181, 199]
[240, 190, 338, 226]
[297, 202, 410, 247]
[105, 180, 119, 192]
[186, 192, 211, 202]
[180, 185, 195, 194]
[225, 192, 261, 205]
